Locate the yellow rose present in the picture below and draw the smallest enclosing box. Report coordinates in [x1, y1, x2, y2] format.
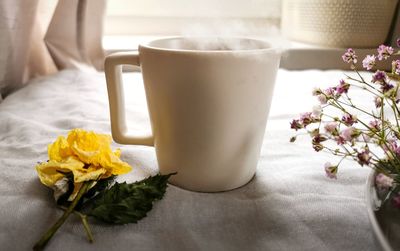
[36, 129, 132, 189]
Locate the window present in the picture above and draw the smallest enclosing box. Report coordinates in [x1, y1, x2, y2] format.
[104, 0, 282, 36]
[103, 0, 398, 70]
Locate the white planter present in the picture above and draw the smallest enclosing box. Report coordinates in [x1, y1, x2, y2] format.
[281, 0, 399, 48]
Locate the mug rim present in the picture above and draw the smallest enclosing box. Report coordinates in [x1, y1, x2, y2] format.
[139, 36, 277, 53]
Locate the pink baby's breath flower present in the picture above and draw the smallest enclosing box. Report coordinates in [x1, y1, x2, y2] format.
[372, 71, 393, 92]
[340, 127, 359, 142]
[377, 45, 394, 60]
[324, 122, 338, 133]
[324, 162, 338, 179]
[374, 96, 383, 108]
[357, 148, 371, 166]
[290, 119, 302, 131]
[383, 139, 400, 157]
[382, 83, 394, 93]
[312, 134, 327, 143]
[315, 88, 334, 105]
[335, 79, 350, 94]
[382, 138, 397, 154]
[375, 173, 394, 190]
[300, 112, 313, 126]
[290, 42, 400, 202]
[312, 88, 322, 96]
[341, 113, 357, 126]
[312, 105, 322, 117]
[312, 134, 327, 152]
[369, 120, 380, 131]
[335, 136, 346, 145]
[342, 48, 357, 64]
[362, 55, 376, 70]
[392, 60, 400, 75]
[372, 70, 387, 83]
[323, 87, 335, 97]
[318, 94, 327, 104]
[391, 141, 400, 156]
[340, 128, 353, 142]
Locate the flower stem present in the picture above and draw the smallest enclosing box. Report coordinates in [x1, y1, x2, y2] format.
[58, 206, 94, 243]
[78, 212, 94, 243]
[33, 182, 92, 251]
[336, 99, 377, 118]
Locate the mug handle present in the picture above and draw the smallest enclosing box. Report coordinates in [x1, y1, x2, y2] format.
[104, 51, 154, 146]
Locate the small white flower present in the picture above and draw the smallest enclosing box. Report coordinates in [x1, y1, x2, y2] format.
[340, 127, 358, 141]
[318, 94, 327, 104]
[324, 122, 338, 133]
[312, 105, 322, 117]
[324, 162, 338, 179]
[362, 55, 376, 70]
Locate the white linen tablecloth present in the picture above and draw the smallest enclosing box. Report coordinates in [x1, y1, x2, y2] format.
[0, 69, 379, 250]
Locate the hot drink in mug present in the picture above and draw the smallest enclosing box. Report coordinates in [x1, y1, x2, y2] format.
[105, 37, 280, 192]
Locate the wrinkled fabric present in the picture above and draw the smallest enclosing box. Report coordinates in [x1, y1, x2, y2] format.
[0, 69, 380, 250]
[0, 0, 106, 98]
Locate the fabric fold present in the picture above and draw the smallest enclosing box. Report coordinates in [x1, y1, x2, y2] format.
[0, 0, 106, 98]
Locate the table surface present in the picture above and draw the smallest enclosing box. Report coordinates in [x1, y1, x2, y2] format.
[0, 69, 380, 250]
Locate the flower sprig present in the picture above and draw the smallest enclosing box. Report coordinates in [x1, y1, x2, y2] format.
[33, 129, 174, 250]
[290, 40, 400, 209]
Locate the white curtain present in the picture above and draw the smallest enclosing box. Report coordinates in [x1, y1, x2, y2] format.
[0, 0, 106, 98]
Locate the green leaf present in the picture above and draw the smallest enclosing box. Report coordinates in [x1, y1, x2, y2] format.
[86, 173, 175, 224]
[88, 176, 116, 196]
[77, 176, 116, 210]
[56, 174, 116, 210]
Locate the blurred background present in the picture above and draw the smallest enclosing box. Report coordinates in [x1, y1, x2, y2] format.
[0, 0, 399, 98]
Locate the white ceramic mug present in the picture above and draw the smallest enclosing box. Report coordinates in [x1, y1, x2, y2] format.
[104, 37, 280, 192]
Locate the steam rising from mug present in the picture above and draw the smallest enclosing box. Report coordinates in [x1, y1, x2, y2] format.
[176, 19, 289, 52]
[168, 37, 268, 51]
